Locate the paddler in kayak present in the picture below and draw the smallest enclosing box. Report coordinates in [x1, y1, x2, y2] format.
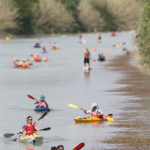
[84, 48, 91, 69]
[19, 59, 29, 68]
[42, 46, 47, 53]
[83, 103, 104, 118]
[34, 95, 49, 108]
[20, 116, 38, 136]
[13, 59, 20, 67]
[34, 53, 42, 62]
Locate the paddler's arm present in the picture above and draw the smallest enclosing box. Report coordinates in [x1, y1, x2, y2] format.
[19, 128, 25, 135]
[83, 109, 91, 114]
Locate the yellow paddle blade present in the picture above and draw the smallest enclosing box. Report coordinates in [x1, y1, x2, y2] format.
[68, 104, 79, 109]
[106, 117, 115, 122]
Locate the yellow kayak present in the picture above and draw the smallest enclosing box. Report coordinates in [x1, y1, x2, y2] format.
[19, 133, 43, 144]
[74, 116, 115, 123]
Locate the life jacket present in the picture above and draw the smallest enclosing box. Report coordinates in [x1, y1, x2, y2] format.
[24, 124, 36, 135]
[92, 110, 99, 117]
[21, 61, 28, 68]
[35, 56, 41, 62]
[35, 42, 40, 46]
[13, 61, 19, 66]
[38, 100, 47, 107]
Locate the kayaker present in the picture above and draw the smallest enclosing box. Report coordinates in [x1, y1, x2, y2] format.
[35, 42, 40, 46]
[20, 116, 38, 136]
[79, 32, 82, 43]
[20, 59, 29, 68]
[35, 95, 49, 108]
[52, 42, 57, 49]
[98, 52, 105, 61]
[97, 32, 101, 43]
[42, 46, 47, 53]
[83, 103, 104, 118]
[13, 59, 20, 67]
[34, 53, 42, 62]
[51, 146, 57, 150]
[84, 48, 91, 69]
[57, 145, 64, 150]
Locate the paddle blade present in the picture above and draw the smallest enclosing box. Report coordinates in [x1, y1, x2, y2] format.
[73, 142, 85, 150]
[106, 51, 110, 55]
[27, 94, 36, 100]
[39, 127, 51, 131]
[93, 48, 97, 52]
[38, 112, 47, 121]
[28, 63, 33, 66]
[43, 57, 48, 61]
[30, 54, 34, 57]
[68, 104, 79, 109]
[4, 133, 15, 138]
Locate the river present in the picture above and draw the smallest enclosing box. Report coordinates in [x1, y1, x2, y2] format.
[0, 32, 135, 150]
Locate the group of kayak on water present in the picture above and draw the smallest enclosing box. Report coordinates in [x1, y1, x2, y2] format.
[34, 42, 59, 51]
[13, 59, 31, 69]
[19, 102, 105, 136]
[13, 53, 48, 69]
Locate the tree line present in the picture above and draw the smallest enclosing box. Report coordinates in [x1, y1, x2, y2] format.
[137, 0, 150, 69]
[0, 0, 140, 35]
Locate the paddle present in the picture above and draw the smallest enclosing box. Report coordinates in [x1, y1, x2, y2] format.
[73, 142, 85, 150]
[68, 104, 84, 110]
[3, 112, 48, 138]
[34, 112, 47, 124]
[27, 94, 38, 101]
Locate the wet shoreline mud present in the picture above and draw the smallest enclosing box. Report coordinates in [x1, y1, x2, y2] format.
[103, 54, 150, 150]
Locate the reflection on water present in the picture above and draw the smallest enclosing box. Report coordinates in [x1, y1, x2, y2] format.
[83, 70, 90, 79]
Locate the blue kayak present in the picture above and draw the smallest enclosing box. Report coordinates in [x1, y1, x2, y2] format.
[34, 107, 50, 112]
[34, 45, 41, 48]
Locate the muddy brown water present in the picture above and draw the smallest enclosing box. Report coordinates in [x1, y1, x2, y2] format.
[104, 55, 150, 150]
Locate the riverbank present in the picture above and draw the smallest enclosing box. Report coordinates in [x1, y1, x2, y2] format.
[103, 53, 150, 149]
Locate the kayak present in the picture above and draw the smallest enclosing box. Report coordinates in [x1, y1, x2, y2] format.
[34, 107, 50, 112]
[98, 55, 105, 61]
[51, 47, 57, 50]
[74, 116, 115, 123]
[19, 133, 43, 144]
[34, 45, 41, 48]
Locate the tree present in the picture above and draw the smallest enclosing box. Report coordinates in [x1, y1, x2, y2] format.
[14, 0, 35, 34]
[33, 0, 75, 33]
[77, 0, 103, 32]
[0, 0, 18, 32]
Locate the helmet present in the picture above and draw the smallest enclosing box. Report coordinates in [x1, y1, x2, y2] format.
[40, 95, 45, 99]
[91, 103, 98, 108]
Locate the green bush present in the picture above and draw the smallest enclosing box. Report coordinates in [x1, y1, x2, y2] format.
[137, 0, 150, 67]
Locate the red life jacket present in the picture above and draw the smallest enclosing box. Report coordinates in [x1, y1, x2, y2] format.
[24, 124, 36, 135]
[35, 56, 41, 62]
